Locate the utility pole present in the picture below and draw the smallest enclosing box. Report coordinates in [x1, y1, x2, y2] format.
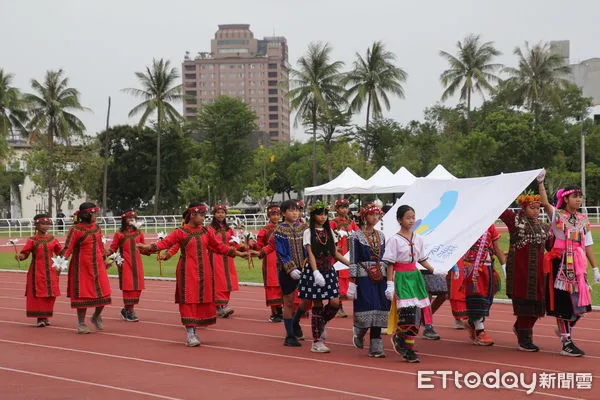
[102, 97, 111, 216]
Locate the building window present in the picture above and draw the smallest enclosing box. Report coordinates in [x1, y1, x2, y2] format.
[184, 81, 196, 88]
[184, 73, 196, 79]
[269, 131, 279, 137]
[185, 90, 196, 96]
[269, 105, 278, 112]
[269, 122, 278, 129]
[200, 64, 214, 70]
[218, 48, 249, 54]
[217, 39, 249, 46]
[268, 71, 277, 78]
[268, 97, 278, 103]
[269, 114, 278, 120]
[184, 65, 196, 71]
[268, 63, 277, 69]
[185, 107, 196, 114]
[268, 80, 277, 87]
[268, 89, 278, 95]
[185, 98, 197, 105]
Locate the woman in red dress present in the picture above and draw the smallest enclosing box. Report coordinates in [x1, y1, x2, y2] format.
[62, 202, 111, 334]
[330, 199, 359, 318]
[18, 214, 62, 327]
[208, 204, 241, 318]
[108, 210, 147, 322]
[255, 204, 283, 322]
[139, 202, 248, 347]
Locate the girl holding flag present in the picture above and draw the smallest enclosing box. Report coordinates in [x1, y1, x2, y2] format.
[538, 171, 600, 356]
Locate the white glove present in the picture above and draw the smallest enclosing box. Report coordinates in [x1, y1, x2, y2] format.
[337, 230, 348, 238]
[289, 269, 302, 280]
[593, 267, 600, 284]
[313, 270, 326, 287]
[537, 169, 546, 182]
[501, 264, 507, 277]
[346, 282, 357, 300]
[385, 280, 395, 301]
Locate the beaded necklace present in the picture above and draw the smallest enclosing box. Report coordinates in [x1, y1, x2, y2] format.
[363, 229, 382, 260]
[315, 228, 328, 246]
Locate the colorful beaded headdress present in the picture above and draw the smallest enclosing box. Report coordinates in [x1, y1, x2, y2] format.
[516, 191, 541, 207]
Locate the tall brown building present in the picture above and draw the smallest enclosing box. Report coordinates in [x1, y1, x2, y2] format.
[182, 24, 290, 143]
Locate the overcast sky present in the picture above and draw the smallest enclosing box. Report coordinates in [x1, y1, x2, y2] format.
[2, 0, 599, 141]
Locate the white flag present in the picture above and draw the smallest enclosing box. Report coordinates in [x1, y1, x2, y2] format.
[382, 169, 541, 272]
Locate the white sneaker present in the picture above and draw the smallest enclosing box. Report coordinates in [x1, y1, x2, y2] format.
[311, 340, 330, 353]
[186, 335, 200, 347]
[454, 319, 466, 330]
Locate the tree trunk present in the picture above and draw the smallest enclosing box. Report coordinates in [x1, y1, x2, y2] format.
[154, 122, 161, 215]
[365, 94, 372, 130]
[326, 142, 333, 181]
[47, 126, 54, 216]
[311, 107, 317, 186]
[467, 89, 472, 133]
[102, 97, 111, 216]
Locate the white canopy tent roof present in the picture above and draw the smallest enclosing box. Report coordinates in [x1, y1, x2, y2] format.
[304, 167, 367, 196]
[424, 164, 457, 180]
[304, 166, 422, 195]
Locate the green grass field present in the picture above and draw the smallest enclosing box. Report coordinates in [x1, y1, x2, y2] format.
[2, 232, 600, 305]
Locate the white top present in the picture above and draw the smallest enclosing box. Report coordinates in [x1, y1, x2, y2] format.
[382, 233, 428, 264]
[550, 208, 593, 246]
[303, 227, 338, 246]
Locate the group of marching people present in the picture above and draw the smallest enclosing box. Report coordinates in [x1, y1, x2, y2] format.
[19, 170, 600, 362]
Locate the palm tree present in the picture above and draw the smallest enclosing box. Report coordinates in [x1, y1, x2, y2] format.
[439, 34, 502, 126]
[123, 58, 182, 213]
[344, 41, 408, 129]
[504, 41, 571, 118]
[0, 69, 28, 139]
[288, 42, 345, 186]
[26, 69, 87, 215]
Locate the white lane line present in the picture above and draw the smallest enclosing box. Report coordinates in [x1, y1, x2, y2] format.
[0, 366, 183, 400]
[1, 316, 598, 382]
[0, 339, 392, 400]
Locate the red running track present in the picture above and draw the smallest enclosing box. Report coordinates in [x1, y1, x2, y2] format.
[0, 271, 598, 400]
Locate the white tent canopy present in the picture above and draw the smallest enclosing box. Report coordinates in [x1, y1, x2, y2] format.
[304, 167, 367, 196]
[304, 166, 421, 195]
[425, 164, 457, 180]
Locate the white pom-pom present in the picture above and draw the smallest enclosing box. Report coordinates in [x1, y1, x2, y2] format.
[52, 256, 69, 272]
[157, 231, 167, 240]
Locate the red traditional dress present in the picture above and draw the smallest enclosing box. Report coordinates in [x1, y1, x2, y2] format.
[330, 216, 359, 298]
[208, 225, 240, 305]
[153, 225, 236, 327]
[462, 225, 501, 319]
[62, 223, 112, 308]
[256, 222, 282, 307]
[500, 208, 552, 348]
[21, 234, 62, 318]
[110, 228, 146, 306]
[448, 259, 467, 320]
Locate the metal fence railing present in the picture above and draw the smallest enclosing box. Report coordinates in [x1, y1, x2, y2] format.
[0, 214, 271, 238]
[2, 207, 600, 239]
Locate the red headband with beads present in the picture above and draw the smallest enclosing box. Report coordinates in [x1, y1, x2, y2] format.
[121, 210, 137, 218]
[75, 206, 99, 216]
[212, 204, 227, 213]
[34, 217, 52, 225]
[186, 205, 208, 217]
